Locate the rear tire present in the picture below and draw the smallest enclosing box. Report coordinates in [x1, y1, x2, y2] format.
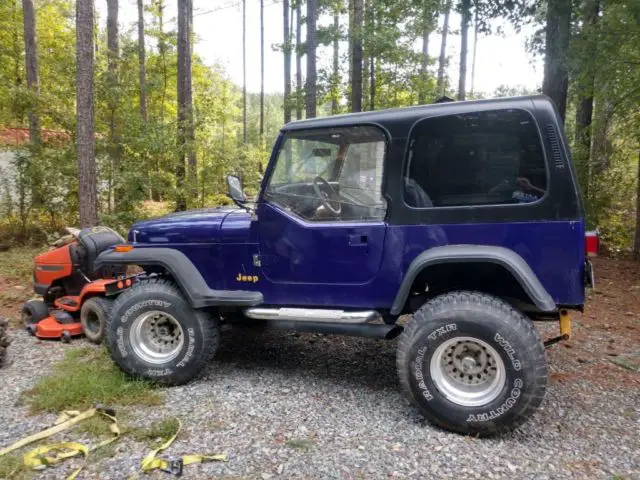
[22, 299, 49, 329]
[397, 291, 547, 436]
[105, 278, 220, 386]
[80, 297, 113, 344]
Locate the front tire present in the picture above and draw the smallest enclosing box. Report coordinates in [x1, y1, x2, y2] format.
[106, 278, 220, 386]
[397, 291, 547, 436]
[22, 299, 49, 329]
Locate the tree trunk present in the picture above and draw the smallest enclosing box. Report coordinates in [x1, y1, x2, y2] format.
[12, 0, 23, 123]
[635, 149, 640, 259]
[332, 10, 340, 114]
[470, 8, 478, 96]
[156, 0, 166, 201]
[458, 0, 470, 101]
[295, 1, 303, 120]
[260, 0, 265, 140]
[351, 0, 363, 112]
[542, 0, 572, 121]
[368, 0, 375, 110]
[107, 0, 121, 213]
[137, 0, 147, 123]
[176, 0, 195, 211]
[348, 0, 353, 111]
[157, 0, 167, 125]
[22, 0, 40, 145]
[418, 0, 430, 105]
[242, 0, 247, 142]
[283, 0, 292, 123]
[306, 0, 317, 118]
[436, 2, 450, 98]
[76, 0, 98, 227]
[574, 0, 600, 202]
[370, 56, 375, 111]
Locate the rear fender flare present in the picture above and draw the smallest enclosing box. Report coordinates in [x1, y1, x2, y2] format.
[390, 245, 556, 315]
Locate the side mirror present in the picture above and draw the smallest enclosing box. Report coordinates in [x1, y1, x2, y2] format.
[227, 175, 247, 203]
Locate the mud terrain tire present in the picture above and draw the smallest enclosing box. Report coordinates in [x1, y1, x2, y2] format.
[106, 278, 219, 385]
[397, 291, 547, 436]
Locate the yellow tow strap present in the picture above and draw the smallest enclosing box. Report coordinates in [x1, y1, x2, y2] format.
[0, 406, 120, 480]
[0, 408, 226, 478]
[140, 418, 228, 475]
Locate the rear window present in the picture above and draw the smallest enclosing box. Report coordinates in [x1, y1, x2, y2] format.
[403, 109, 547, 208]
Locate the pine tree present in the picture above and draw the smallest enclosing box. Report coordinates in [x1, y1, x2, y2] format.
[21, 0, 40, 144]
[76, 0, 98, 227]
[306, 0, 317, 118]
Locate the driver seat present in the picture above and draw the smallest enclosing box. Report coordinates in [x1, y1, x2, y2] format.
[75, 227, 125, 279]
[404, 177, 433, 208]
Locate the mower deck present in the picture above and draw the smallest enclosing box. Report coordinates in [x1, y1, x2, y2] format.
[32, 315, 83, 341]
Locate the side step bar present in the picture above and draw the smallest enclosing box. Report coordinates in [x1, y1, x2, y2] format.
[244, 307, 379, 324]
[242, 319, 403, 340]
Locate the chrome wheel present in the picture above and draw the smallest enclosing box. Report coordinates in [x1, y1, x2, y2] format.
[129, 310, 184, 364]
[430, 336, 506, 407]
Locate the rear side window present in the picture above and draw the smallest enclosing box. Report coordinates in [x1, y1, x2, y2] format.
[404, 109, 547, 208]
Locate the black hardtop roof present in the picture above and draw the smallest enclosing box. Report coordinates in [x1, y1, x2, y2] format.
[282, 95, 551, 133]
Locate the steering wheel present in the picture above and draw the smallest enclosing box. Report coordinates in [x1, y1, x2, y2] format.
[313, 176, 341, 216]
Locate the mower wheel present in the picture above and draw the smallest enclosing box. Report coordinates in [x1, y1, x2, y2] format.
[80, 297, 113, 344]
[22, 300, 50, 329]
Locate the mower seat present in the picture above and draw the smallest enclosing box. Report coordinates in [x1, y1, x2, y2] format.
[75, 226, 125, 279]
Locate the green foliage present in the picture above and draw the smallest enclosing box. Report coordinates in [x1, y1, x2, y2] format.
[128, 417, 181, 446]
[23, 346, 163, 413]
[0, 0, 639, 253]
[0, 246, 41, 283]
[564, 0, 640, 251]
[285, 438, 315, 450]
[0, 453, 31, 480]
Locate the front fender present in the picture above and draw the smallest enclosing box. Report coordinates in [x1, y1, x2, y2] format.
[390, 245, 556, 315]
[94, 247, 263, 309]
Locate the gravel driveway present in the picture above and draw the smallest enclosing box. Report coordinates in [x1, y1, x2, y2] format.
[1, 322, 638, 480]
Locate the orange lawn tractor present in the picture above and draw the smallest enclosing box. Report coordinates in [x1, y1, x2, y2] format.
[22, 227, 133, 343]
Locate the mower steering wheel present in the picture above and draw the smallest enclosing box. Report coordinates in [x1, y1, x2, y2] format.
[313, 176, 341, 216]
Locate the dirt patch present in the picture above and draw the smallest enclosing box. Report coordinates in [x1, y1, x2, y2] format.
[0, 277, 32, 326]
[542, 256, 640, 390]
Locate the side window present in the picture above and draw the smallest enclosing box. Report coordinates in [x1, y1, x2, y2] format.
[404, 109, 547, 208]
[265, 126, 387, 222]
[340, 141, 385, 200]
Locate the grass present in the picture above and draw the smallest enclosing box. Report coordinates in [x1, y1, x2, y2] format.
[75, 414, 119, 438]
[84, 442, 118, 467]
[285, 438, 315, 451]
[22, 346, 163, 413]
[609, 357, 640, 372]
[0, 454, 32, 480]
[128, 417, 180, 446]
[0, 246, 42, 284]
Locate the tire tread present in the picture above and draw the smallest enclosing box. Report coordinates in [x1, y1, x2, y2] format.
[106, 277, 219, 385]
[397, 290, 547, 436]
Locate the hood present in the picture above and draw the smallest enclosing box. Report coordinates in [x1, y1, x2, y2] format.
[129, 206, 242, 244]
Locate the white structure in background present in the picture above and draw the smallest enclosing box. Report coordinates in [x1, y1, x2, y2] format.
[0, 128, 71, 209]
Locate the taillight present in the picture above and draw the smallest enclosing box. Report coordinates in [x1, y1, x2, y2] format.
[585, 230, 599, 257]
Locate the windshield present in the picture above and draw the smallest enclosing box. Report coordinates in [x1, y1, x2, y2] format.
[265, 126, 387, 222]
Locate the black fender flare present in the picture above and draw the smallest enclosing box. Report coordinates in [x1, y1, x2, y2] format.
[390, 245, 556, 315]
[94, 247, 263, 309]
